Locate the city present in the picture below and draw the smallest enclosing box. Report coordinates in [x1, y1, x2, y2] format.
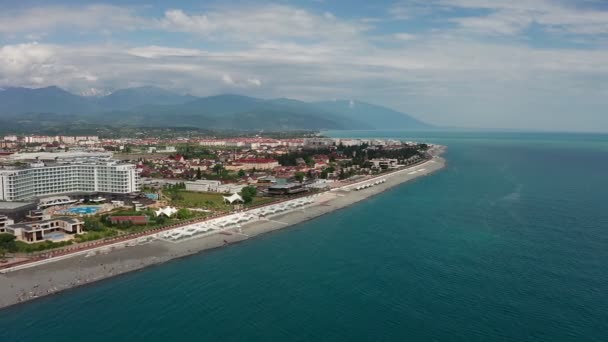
[0, 133, 434, 259]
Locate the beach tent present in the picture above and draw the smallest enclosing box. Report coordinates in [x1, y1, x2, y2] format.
[155, 206, 178, 217]
[223, 193, 244, 204]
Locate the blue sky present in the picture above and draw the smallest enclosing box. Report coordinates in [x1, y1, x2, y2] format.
[1, 0, 608, 131]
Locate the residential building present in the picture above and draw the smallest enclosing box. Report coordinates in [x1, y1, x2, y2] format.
[0, 158, 140, 202]
[368, 158, 399, 169]
[184, 180, 244, 194]
[0, 215, 14, 233]
[225, 158, 279, 171]
[4, 217, 84, 243]
[303, 138, 335, 148]
[198, 139, 226, 147]
[185, 180, 222, 192]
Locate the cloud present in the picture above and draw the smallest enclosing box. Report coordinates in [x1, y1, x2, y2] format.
[0, 5, 146, 36]
[0, 2, 607, 130]
[221, 74, 262, 88]
[0, 42, 56, 85]
[439, 0, 608, 35]
[248, 78, 262, 87]
[221, 74, 235, 85]
[0, 42, 99, 87]
[389, 1, 435, 20]
[128, 46, 207, 59]
[393, 33, 417, 41]
[159, 5, 368, 42]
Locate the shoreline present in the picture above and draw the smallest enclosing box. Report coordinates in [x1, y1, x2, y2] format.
[0, 151, 446, 310]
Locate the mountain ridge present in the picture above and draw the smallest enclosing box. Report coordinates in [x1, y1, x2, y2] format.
[0, 86, 433, 131]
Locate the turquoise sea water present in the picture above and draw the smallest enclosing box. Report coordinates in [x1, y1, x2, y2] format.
[65, 206, 102, 215]
[1, 131, 608, 341]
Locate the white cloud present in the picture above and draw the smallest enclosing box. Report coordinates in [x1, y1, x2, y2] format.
[128, 46, 207, 59]
[221, 74, 235, 85]
[159, 5, 368, 42]
[0, 5, 146, 36]
[0, 42, 100, 87]
[0, 2, 607, 130]
[248, 78, 262, 87]
[0, 42, 56, 85]
[439, 0, 608, 35]
[80, 87, 109, 97]
[393, 33, 417, 41]
[220, 74, 263, 88]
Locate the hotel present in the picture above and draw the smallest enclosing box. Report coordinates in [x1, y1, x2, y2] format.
[0, 158, 140, 202]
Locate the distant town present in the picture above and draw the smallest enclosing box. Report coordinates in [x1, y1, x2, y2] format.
[0, 133, 433, 260]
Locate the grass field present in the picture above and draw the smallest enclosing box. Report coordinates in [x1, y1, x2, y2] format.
[168, 191, 230, 209]
[167, 190, 277, 209]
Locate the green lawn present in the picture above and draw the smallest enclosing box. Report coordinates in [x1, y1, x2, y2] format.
[168, 190, 278, 209]
[167, 190, 231, 210]
[14, 240, 74, 253]
[75, 228, 119, 242]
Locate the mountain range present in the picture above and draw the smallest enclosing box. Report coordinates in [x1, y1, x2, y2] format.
[0, 86, 432, 131]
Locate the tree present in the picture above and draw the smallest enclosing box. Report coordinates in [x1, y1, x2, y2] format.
[0, 233, 17, 253]
[320, 166, 335, 179]
[307, 170, 314, 179]
[238, 169, 246, 177]
[213, 163, 224, 175]
[155, 215, 167, 225]
[294, 171, 305, 183]
[176, 208, 193, 220]
[84, 218, 103, 232]
[196, 168, 202, 179]
[240, 186, 257, 204]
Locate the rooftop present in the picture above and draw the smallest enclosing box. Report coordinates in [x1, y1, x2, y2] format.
[9, 217, 82, 231]
[3, 151, 112, 161]
[234, 158, 278, 163]
[0, 201, 36, 210]
[268, 183, 303, 189]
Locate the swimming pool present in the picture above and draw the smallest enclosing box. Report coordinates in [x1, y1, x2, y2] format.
[65, 206, 102, 215]
[45, 232, 66, 240]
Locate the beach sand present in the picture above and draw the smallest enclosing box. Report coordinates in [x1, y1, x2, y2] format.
[0, 154, 445, 309]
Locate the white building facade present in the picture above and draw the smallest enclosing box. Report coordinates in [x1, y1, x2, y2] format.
[0, 162, 140, 201]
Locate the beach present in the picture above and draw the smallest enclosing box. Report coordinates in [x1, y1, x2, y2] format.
[0, 153, 446, 309]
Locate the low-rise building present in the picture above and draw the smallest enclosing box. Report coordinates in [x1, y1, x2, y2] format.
[303, 138, 335, 148]
[0, 201, 37, 222]
[0, 215, 14, 233]
[225, 158, 279, 171]
[368, 158, 399, 169]
[5, 217, 84, 243]
[267, 183, 308, 196]
[185, 180, 222, 192]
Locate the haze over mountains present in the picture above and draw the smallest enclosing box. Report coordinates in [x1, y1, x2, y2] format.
[0, 86, 432, 131]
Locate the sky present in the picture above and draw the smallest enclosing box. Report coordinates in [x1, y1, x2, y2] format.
[1, 0, 608, 131]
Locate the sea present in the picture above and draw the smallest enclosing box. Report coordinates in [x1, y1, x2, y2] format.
[1, 131, 607, 341]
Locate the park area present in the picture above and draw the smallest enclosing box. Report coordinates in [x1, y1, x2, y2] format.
[165, 190, 277, 210]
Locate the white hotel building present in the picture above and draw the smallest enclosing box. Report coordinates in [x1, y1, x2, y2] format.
[0, 160, 140, 202]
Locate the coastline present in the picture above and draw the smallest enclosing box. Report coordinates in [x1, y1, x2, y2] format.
[0, 152, 446, 310]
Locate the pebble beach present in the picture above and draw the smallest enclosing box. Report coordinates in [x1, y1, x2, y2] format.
[0, 153, 445, 309]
